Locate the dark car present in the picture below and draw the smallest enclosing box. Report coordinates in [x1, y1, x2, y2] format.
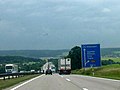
[46, 69, 52, 75]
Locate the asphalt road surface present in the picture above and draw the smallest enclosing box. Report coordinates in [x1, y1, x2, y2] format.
[5, 74, 120, 90]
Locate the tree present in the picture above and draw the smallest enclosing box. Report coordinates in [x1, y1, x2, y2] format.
[67, 46, 82, 70]
[0, 65, 5, 73]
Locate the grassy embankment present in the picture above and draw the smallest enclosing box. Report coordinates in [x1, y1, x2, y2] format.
[72, 64, 120, 80]
[0, 74, 40, 90]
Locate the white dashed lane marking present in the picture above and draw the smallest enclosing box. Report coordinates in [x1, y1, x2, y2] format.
[66, 78, 71, 82]
[83, 88, 88, 90]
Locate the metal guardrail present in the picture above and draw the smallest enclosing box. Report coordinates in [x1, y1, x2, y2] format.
[0, 72, 40, 80]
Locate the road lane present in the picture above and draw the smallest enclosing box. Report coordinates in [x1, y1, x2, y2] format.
[62, 75, 120, 90]
[6, 74, 82, 90]
[5, 74, 120, 90]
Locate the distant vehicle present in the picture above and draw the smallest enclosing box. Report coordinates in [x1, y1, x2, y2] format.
[45, 69, 52, 75]
[40, 70, 44, 74]
[51, 66, 56, 72]
[5, 64, 18, 73]
[30, 70, 35, 73]
[37, 70, 40, 73]
[41, 62, 55, 74]
[20, 71, 27, 73]
[58, 58, 71, 75]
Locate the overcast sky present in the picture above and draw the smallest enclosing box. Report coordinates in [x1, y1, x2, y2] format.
[0, 0, 120, 50]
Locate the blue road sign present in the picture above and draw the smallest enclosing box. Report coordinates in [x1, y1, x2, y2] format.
[81, 44, 101, 68]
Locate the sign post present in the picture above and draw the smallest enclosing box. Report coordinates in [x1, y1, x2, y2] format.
[81, 44, 101, 68]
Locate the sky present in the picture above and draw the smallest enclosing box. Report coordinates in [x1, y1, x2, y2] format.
[0, 0, 120, 50]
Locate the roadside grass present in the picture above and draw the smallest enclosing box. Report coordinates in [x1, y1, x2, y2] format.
[102, 57, 120, 62]
[72, 64, 120, 80]
[0, 74, 40, 90]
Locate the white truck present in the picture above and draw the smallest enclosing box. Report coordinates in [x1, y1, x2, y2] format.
[41, 62, 55, 74]
[5, 64, 18, 73]
[58, 58, 71, 75]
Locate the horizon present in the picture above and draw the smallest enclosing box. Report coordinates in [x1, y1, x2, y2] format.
[0, 47, 120, 51]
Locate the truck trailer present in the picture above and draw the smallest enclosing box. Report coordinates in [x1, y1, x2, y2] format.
[58, 58, 71, 75]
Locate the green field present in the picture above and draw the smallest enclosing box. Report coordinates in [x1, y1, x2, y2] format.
[102, 57, 120, 62]
[72, 64, 120, 80]
[0, 74, 40, 90]
[114, 51, 120, 54]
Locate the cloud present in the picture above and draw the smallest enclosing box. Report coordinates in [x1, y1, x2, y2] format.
[102, 8, 111, 13]
[55, 6, 68, 12]
[0, 0, 120, 50]
[55, 6, 75, 13]
[28, 12, 42, 17]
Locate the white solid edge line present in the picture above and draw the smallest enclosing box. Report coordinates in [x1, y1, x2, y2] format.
[66, 78, 71, 82]
[83, 88, 88, 90]
[10, 74, 44, 90]
[78, 75, 120, 82]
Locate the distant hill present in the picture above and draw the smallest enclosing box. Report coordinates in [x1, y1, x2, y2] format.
[0, 50, 69, 58]
[101, 48, 120, 57]
[0, 48, 119, 58]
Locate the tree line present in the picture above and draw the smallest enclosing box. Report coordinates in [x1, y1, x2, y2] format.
[0, 56, 46, 74]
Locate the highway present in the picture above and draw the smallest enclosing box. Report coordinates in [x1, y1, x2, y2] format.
[5, 74, 120, 90]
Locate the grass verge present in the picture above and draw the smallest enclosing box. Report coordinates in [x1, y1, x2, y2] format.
[72, 64, 120, 80]
[102, 57, 120, 62]
[0, 74, 40, 90]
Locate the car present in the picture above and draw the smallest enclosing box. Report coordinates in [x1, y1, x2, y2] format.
[45, 69, 52, 75]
